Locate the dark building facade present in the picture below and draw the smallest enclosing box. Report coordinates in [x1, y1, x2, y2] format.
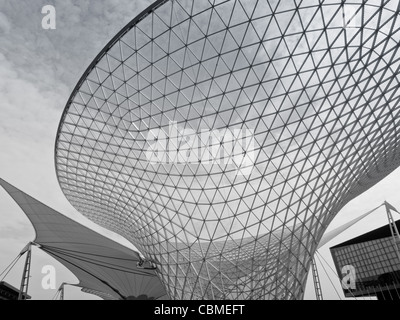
[330, 220, 400, 300]
[0, 282, 30, 300]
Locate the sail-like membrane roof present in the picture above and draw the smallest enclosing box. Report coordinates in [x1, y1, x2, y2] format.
[0, 178, 167, 300]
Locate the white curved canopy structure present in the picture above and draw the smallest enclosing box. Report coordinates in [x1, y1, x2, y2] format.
[55, 0, 400, 299]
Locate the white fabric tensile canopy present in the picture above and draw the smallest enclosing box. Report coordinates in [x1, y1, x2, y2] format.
[0, 178, 167, 300]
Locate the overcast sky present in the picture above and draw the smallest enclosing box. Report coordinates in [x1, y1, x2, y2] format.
[0, 0, 400, 300]
[0, 0, 155, 300]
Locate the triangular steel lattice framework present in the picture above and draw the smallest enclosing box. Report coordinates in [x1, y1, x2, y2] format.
[55, 0, 400, 299]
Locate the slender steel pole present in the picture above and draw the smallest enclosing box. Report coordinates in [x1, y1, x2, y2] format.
[384, 202, 400, 264]
[311, 257, 323, 300]
[18, 243, 32, 300]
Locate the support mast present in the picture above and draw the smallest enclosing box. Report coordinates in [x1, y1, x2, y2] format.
[18, 243, 32, 300]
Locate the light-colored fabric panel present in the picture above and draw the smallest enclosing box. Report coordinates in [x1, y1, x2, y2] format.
[0, 178, 167, 300]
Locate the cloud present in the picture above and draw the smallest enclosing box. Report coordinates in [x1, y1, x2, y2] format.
[0, 11, 11, 34]
[0, 0, 153, 299]
[0, 0, 399, 300]
[0, 224, 34, 241]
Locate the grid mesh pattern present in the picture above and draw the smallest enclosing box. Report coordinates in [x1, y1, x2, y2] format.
[331, 237, 400, 296]
[332, 238, 400, 279]
[56, 0, 400, 299]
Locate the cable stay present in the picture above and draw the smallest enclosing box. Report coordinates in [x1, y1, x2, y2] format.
[40, 245, 155, 276]
[0, 252, 22, 282]
[315, 202, 400, 300]
[314, 251, 343, 300]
